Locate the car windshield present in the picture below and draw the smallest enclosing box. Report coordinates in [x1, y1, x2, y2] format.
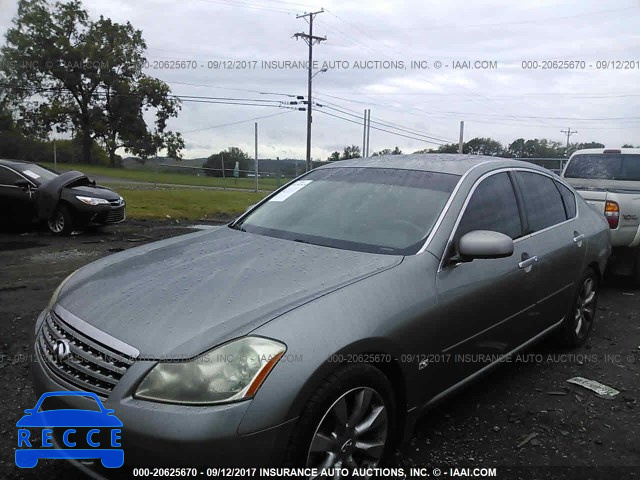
[233, 167, 460, 255]
[564, 154, 640, 181]
[17, 164, 58, 185]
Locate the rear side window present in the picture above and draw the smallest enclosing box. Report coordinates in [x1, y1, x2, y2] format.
[555, 181, 577, 219]
[456, 172, 523, 240]
[0, 166, 20, 185]
[564, 154, 640, 181]
[515, 172, 567, 233]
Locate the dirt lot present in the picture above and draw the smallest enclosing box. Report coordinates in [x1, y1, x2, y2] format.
[1, 223, 638, 479]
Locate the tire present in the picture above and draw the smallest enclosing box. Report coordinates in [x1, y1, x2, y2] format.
[560, 268, 599, 348]
[47, 204, 74, 235]
[285, 363, 396, 472]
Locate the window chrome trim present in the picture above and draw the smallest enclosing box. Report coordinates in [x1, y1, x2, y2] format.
[436, 167, 580, 272]
[415, 160, 497, 255]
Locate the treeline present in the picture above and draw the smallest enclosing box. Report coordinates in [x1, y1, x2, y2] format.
[0, 111, 110, 164]
[414, 137, 638, 158]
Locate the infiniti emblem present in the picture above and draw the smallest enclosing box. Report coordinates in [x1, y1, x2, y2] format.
[54, 339, 71, 363]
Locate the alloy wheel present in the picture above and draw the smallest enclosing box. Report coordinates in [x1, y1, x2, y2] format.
[574, 277, 596, 339]
[48, 211, 65, 234]
[306, 387, 388, 478]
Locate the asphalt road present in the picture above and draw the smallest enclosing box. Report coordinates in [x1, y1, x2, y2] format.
[1, 222, 638, 479]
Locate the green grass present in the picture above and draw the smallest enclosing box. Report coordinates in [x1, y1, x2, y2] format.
[117, 187, 268, 220]
[40, 162, 291, 191]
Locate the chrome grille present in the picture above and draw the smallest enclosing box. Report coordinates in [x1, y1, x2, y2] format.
[37, 311, 134, 398]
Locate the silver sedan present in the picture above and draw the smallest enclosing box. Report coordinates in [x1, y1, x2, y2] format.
[32, 154, 610, 474]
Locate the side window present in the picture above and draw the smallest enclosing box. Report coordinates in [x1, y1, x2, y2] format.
[456, 172, 523, 241]
[555, 181, 576, 219]
[515, 172, 567, 233]
[0, 167, 20, 186]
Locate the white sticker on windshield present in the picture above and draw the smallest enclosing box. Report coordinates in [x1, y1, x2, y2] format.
[269, 180, 313, 202]
[22, 169, 40, 179]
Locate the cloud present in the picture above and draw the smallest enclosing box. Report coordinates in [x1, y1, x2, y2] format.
[1, 0, 639, 158]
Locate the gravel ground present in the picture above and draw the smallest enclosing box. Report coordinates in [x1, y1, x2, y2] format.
[1, 222, 638, 479]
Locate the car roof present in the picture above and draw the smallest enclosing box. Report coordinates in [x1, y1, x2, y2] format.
[316, 153, 547, 176]
[570, 148, 640, 157]
[0, 159, 35, 169]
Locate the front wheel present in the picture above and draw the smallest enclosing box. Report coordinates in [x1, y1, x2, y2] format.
[47, 205, 74, 235]
[561, 268, 599, 348]
[286, 364, 396, 475]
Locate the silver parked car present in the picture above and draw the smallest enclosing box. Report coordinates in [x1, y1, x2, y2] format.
[32, 155, 610, 474]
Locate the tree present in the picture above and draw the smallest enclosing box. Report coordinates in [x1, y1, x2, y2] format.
[372, 146, 402, 156]
[339, 145, 361, 160]
[435, 143, 459, 153]
[327, 151, 340, 161]
[507, 138, 564, 158]
[203, 146, 251, 178]
[0, 0, 183, 165]
[465, 137, 504, 156]
[621, 144, 635, 148]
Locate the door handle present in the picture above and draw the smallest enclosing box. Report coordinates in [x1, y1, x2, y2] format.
[573, 233, 585, 246]
[518, 255, 538, 269]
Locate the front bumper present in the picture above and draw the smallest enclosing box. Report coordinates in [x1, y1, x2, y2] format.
[71, 202, 126, 226]
[31, 336, 296, 471]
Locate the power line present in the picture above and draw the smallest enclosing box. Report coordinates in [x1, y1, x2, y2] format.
[182, 110, 295, 133]
[318, 102, 455, 144]
[163, 80, 296, 97]
[369, 6, 637, 32]
[315, 91, 640, 123]
[316, 109, 448, 146]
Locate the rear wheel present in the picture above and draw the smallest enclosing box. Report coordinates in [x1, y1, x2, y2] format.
[286, 364, 396, 476]
[47, 204, 74, 235]
[561, 268, 599, 348]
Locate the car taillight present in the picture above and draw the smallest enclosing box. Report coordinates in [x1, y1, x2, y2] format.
[604, 201, 619, 229]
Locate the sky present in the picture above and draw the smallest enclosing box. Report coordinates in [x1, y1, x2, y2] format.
[1, 0, 639, 160]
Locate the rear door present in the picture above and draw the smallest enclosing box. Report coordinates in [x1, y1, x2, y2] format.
[513, 171, 586, 333]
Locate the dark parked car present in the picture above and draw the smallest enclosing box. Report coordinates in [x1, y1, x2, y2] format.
[32, 155, 610, 474]
[0, 159, 125, 235]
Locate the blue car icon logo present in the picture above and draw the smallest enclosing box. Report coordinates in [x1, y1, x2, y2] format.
[16, 391, 124, 468]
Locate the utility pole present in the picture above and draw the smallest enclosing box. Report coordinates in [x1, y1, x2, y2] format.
[254, 122, 258, 193]
[365, 109, 371, 157]
[362, 109, 367, 158]
[53, 140, 57, 168]
[220, 152, 225, 190]
[561, 127, 577, 157]
[458, 121, 464, 154]
[294, 9, 326, 173]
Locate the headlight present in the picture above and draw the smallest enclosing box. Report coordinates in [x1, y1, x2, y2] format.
[76, 195, 109, 206]
[135, 337, 286, 405]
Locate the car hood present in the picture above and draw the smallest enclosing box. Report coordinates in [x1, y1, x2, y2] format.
[56, 227, 402, 358]
[68, 184, 120, 200]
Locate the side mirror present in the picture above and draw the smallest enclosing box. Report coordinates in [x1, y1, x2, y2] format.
[14, 179, 31, 189]
[458, 230, 514, 261]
